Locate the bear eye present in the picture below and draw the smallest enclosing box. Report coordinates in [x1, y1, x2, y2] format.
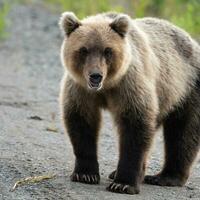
[104, 47, 113, 59]
[79, 47, 88, 56]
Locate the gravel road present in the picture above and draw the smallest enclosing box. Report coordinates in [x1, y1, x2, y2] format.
[0, 2, 199, 200]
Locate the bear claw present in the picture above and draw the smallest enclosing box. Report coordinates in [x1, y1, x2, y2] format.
[70, 173, 100, 184]
[106, 182, 139, 195]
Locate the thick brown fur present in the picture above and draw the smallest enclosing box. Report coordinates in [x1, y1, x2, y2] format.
[59, 12, 200, 194]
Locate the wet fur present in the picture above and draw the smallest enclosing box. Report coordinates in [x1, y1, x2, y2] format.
[59, 13, 200, 194]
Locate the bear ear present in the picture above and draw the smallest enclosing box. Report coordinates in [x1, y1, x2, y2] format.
[59, 12, 81, 36]
[110, 14, 131, 37]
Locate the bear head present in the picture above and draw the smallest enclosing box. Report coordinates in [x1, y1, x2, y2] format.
[59, 12, 132, 91]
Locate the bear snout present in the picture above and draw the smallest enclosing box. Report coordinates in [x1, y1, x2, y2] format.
[89, 73, 103, 85]
[88, 73, 103, 90]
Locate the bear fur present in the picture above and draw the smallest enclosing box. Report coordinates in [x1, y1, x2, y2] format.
[59, 12, 200, 194]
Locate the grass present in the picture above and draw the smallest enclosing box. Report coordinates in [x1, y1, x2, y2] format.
[169, 0, 200, 36]
[45, 0, 123, 18]
[0, 0, 199, 39]
[0, 1, 10, 40]
[132, 0, 200, 36]
[45, 0, 200, 36]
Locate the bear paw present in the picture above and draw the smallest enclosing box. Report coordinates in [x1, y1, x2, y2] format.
[70, 172, 100, 184]
[106, 182, 140, 195]
[144, 174, 185, 186]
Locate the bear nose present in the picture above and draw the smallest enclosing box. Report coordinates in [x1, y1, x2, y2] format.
[89, 73, 103, 84]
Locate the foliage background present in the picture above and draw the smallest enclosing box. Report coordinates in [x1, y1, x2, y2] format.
[46, 0, 200, 36]
[0, 0, 200, 39]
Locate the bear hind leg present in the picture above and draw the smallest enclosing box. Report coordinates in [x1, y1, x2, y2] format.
[145, 91, 200, 186]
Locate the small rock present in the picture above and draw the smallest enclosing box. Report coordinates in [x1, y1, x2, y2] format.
[28, 115, 43, 121]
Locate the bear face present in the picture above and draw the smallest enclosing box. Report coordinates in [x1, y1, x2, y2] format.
[60, 12, 132, 91]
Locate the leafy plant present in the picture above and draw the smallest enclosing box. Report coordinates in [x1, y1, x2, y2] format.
[45, 0, 200, 36]
[131, 0, 200, 36]
[0, 1, 10, 40]
[169, 0, 200, 35]
[45, 0, 123, 18]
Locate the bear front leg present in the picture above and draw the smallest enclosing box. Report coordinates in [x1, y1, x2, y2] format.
[63, 104, 101, 185]
[107, 110, 154, 194]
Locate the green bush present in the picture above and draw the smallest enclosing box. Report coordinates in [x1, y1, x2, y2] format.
[45, 0, 123, 18]
[0, 0, 197, 37]
[169, 0, 200, 35]
[131, 0, 200, 36]
[46, 0, 200, 36]
[0, 1, 10, 40]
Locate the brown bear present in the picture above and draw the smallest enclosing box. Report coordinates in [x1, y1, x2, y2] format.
[59, 12, 200, 194]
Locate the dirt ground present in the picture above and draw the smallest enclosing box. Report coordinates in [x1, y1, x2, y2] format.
[0, 2, 199, 200]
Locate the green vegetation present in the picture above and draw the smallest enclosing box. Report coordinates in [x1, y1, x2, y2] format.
[169, 0, 200, 35]
[46, 0, 200, 36]
[0, 0, 199, 39]
[45, 0, 123, 18]
[0, 1, 10, 40]
[130, 0, 200, 36]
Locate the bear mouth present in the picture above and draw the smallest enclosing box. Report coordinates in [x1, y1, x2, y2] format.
[88, 82, 102, 91]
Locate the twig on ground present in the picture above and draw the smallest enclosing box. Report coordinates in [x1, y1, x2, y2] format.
[11, 174, 56, 192]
